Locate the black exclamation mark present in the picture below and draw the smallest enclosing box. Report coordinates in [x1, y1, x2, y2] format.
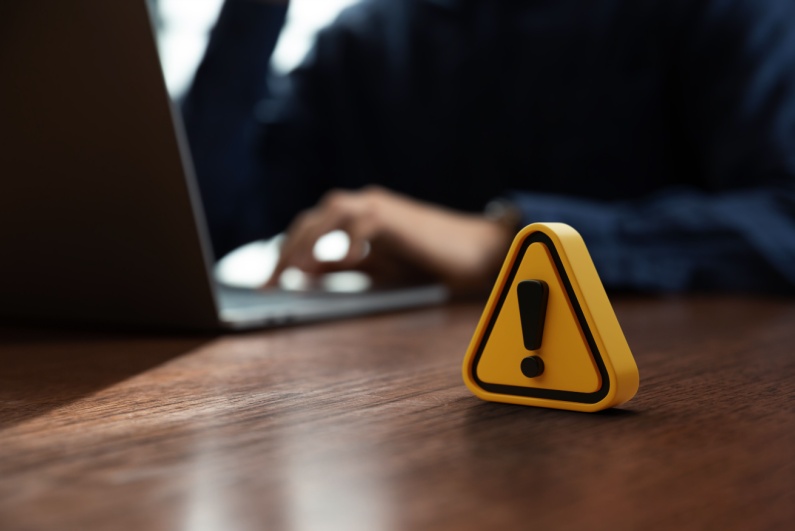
[517, 280, 549, 378]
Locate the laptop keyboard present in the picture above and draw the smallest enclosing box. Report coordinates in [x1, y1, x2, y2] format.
[216, 286, 313, 309]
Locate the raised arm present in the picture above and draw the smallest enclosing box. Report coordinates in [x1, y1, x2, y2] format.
[181, 0, 289, 257]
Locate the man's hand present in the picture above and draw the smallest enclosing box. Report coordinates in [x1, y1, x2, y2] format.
[265, 186, 517, 296]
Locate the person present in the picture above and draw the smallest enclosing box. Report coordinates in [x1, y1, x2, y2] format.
[182, 0, 795, 296]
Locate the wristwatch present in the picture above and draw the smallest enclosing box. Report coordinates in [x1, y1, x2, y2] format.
[484, 198, 524, 234]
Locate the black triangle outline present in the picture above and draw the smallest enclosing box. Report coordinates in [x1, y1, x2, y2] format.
[470, 231, 610, 404]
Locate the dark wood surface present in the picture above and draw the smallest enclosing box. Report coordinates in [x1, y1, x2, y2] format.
[1, 298, 793, 531]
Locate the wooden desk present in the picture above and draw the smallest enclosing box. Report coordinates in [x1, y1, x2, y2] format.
[0, 298, 793, 530]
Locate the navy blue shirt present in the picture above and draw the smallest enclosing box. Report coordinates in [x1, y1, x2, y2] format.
[183, 0, 795, 293]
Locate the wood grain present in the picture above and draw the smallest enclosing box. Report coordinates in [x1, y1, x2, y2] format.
[0, 298, 793, 531]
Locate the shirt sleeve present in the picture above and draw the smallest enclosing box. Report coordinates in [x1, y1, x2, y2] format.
[256, 2, 391, 237]
[509, 187, 795, 293]
[511, 0, 795, 294]
[181, 0, 288, 257]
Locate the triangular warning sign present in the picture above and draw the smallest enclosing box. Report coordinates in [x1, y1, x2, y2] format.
[462, 223, 639, 412]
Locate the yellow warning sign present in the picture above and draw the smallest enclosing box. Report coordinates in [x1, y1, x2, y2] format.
[462, 223, 639, 412]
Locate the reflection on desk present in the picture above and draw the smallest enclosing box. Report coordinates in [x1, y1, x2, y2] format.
[0, 298, 793, 530]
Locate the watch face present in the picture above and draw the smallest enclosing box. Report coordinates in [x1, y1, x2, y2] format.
[484, 199, 522, 231]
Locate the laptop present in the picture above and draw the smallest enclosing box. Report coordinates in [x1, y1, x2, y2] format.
[0, 0, 446, 330]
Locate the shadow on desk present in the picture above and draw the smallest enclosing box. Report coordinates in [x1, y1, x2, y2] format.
[462, 401, 637, 459]
[0, 326, 207, 430]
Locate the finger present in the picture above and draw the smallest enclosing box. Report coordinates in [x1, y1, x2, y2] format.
[264, 211, 315, 287]
[267, 211, 336, 285]
[268, 193, 363, 284]
[285, 211, 344, 272]
[338, 214, 379, 269]
[265, 210, 329, 286]
[280, 214, 377, 278]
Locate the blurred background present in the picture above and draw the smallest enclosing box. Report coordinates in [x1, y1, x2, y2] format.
[150, 0, 359, 98]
